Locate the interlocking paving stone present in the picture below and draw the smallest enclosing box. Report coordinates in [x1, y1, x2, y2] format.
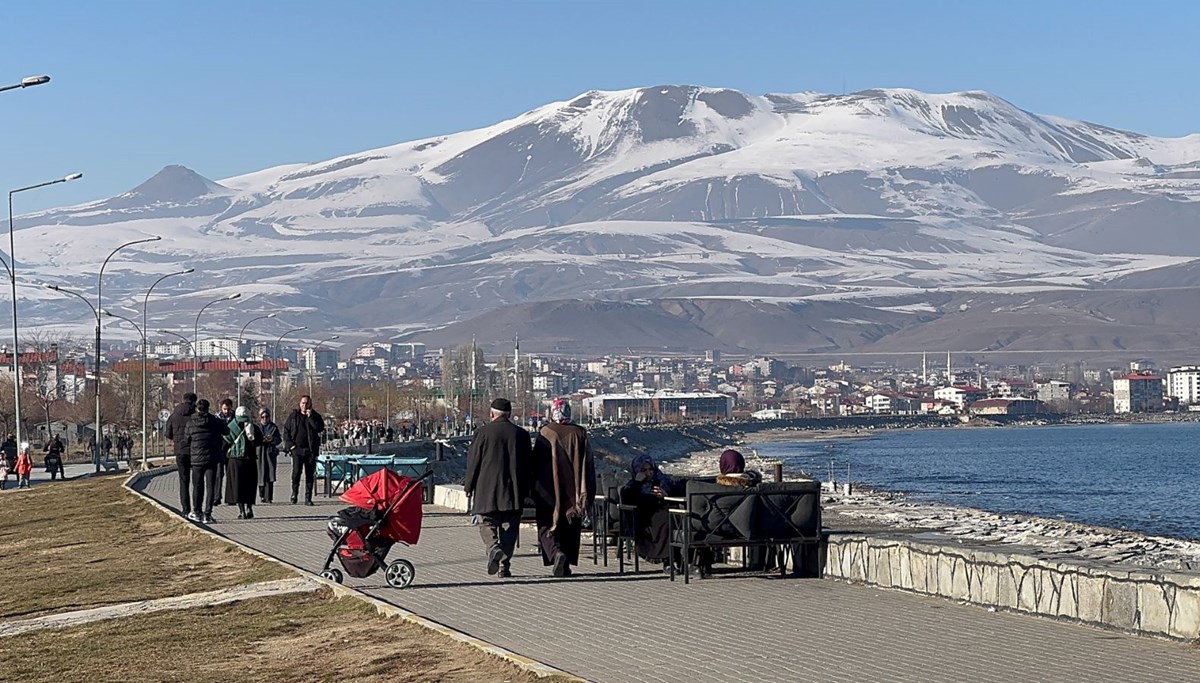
[136, 464, 1200, 683]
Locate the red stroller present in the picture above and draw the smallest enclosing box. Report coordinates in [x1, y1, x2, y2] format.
[320, 469, 432, 588]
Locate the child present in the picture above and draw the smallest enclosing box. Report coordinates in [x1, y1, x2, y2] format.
[15, 445, 33, 489]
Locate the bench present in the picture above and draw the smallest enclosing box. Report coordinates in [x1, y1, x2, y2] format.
[320, 454, 434, 503]
[668, 479, 822, 584]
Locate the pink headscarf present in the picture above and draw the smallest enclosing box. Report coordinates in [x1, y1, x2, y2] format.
[550, 398, 571, 424]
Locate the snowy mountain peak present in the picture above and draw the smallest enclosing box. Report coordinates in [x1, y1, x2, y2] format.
[14, 85, 1200, 356]
[124, 165, 232, 204]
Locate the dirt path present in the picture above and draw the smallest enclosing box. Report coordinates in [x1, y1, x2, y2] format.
[0, 577, 317, 638]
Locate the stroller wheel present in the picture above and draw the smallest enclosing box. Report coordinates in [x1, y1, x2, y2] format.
[385, 559, 415, 589]
[320, 568, 343, 584]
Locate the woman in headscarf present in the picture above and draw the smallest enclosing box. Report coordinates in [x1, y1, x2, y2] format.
[716, 449, 761, 488]
[620, 453, 677, 567]
[223, 406, 262, 519]
[532, 398, 595, 578]
[695, 448, 764, 576]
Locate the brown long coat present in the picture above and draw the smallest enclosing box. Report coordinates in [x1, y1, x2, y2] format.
[532, 422, 596, 529]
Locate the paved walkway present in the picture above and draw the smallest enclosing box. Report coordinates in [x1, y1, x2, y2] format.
[134, 465, 1200, 683]
[0, 460, 125, 491]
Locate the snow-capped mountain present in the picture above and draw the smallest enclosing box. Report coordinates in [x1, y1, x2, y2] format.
[17, 85, 1200, 357]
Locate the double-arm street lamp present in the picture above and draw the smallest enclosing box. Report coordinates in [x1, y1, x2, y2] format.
[93, 237, 161, 468]
[43, 283, 102, 469]
[5, 172, 83, 449]
[193, 293, 241, 395]
[101, 310, 146, 467]
[142, 269, 192, 465]
[309, 336, 343, 393]
[272, 326, 306, 418]
[0, 75, 50, 94]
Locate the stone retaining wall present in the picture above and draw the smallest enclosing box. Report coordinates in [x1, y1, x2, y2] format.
[824, 533, 1200, 642]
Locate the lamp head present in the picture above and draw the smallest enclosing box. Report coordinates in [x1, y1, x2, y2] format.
[64, 173, 82, 181]
[20, 75, 50, 87]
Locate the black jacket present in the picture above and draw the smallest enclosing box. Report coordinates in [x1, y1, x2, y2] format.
[464, 418, 532, 515]
[164, 400, 196, 457]
[184, 412, 227, 467]
[283, 409, 325, 459]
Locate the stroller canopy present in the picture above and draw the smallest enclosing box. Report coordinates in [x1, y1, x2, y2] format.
[339, 469, 424, 545]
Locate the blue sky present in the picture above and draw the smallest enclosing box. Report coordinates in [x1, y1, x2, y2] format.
[2, 1, 1197, 212]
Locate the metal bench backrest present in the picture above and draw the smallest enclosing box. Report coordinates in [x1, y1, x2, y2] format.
[754, 480, 822, 542]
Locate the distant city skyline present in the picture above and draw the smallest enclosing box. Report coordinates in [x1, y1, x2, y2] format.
[2, 1, 1198, 213]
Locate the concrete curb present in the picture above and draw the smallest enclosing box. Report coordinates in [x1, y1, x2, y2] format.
[122, 468, 586, 682]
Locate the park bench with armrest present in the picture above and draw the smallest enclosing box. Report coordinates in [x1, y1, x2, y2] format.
[668, 479, 822, 584]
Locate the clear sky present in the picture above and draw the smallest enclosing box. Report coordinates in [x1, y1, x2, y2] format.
[2, 0, 1197, 213]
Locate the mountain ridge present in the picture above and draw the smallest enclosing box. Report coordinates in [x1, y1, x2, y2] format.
[14, 84, 1200, 360]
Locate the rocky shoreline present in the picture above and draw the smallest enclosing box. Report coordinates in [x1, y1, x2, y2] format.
[650, 425, 1200, 573]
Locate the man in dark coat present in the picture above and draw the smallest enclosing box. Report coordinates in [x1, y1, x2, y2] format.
[213, 398, 235, 506]
[283, 394, 325, 505]
[256, 407, 282, 504]
[163, 392, 197, 516]
[464, 398, 532, 578]
[184, 399, 227, 524]
[532, 398, 595, 578]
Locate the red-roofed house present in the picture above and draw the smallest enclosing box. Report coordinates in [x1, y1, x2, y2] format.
[1112, 373, 1162, 414]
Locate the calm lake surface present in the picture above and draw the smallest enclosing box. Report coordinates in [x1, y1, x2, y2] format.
[749, 422, 1200, 541]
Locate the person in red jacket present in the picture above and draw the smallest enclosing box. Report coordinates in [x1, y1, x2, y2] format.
[15, 444, 33, 488]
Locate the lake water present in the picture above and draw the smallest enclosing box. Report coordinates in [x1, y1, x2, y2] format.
[749, 422, 1200, 541]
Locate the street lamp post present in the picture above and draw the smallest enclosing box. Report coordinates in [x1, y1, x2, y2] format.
[237, 313, 276, 360]
[92, 236, 161, 470]
[6, 173, 83, 450]
[142, 269, 192, 467]
[192, 293, 242, 396]
[272, 326, 306, 418]
[0, 75, 50, 94]
[309, 335, 340, 395]
[101, 310, 143, 464]
[43, 283, 102, 468]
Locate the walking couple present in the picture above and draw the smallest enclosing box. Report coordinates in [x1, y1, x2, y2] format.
[464, 397, 594, 579]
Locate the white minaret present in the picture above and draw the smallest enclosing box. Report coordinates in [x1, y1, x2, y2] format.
[946, 351, 952, 384]
[922, 352, 927, 385]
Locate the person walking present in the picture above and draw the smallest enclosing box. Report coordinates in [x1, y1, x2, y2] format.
[256, 407, 282, 504]
[1, 434, 17, 488]
[532, 398, 595, 578]
[214, 398, 235, 506]
[464, 398, 531, 578]
[224, 406, 261, 519]
[184, 399, 226, 524]
[283, 395, 325, 505]
[15, 444, 32, 488]
[163, 392, 197, 517]
[44, 435, 66, 481]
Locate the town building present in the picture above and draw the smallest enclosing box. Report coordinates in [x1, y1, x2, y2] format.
[581, 391, 733, 422]
[1165, 366, 1200, 406]
[1112, 373, 1163, 414]
[969, 398, 1042, 416]
[1035, 380, 1072, 404]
